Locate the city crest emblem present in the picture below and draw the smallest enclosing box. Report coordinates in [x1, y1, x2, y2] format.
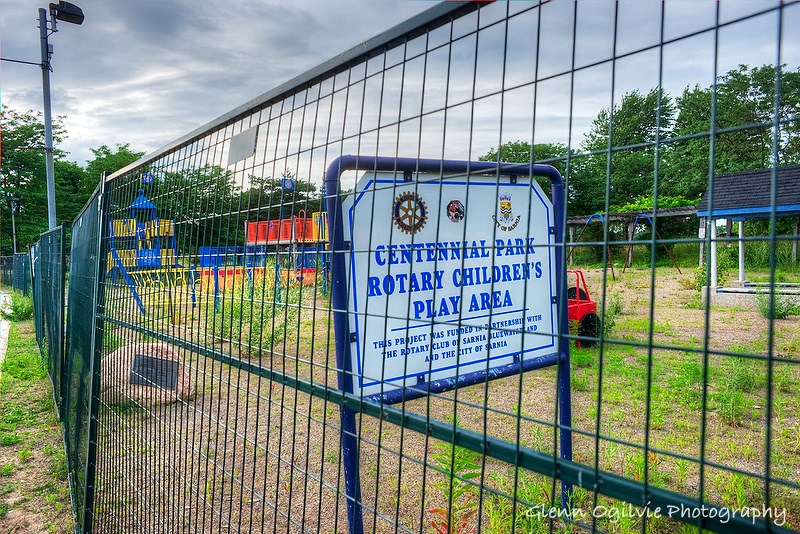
[493, 192, 521, 231]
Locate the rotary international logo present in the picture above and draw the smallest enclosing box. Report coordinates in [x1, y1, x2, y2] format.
[393, 191, 428, 234]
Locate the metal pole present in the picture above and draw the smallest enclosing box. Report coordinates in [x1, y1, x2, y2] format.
[698, 218, 705, 268]
[549, 170, 573, 512]
[10, 201, 18, 254]
[39, 8, 57, 230]
[710, 221, 718, 288]
[739, 220, 745, 283]
[324, 160, 363, 534]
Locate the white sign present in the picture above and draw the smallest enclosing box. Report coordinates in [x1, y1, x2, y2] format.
[342, 171, 558, 397]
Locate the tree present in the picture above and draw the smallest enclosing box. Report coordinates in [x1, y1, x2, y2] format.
[479, 140, 569, 193]
[240, 170, 322, 223]
[574, 89, 676, 215]
[137, 164, 242, 251]
[0, 106, 69, 251]
[82, 144, 144, 197]
[55, 160, 87, 227]
[663, 64, 800, 199]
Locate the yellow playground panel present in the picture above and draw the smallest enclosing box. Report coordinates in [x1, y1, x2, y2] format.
[122, 267, 198, 323]
[198, 266, 318, 294]
[130, 267, 196, 288]
[198, 267, 266, 293]
[108, 249, 175, 269]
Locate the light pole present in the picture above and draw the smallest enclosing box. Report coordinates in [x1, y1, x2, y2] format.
[10, 196, 20, 254]
[39, 1, 84, 229]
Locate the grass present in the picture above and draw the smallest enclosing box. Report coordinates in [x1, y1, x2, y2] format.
[756, 291, 800, 320]
[0, 320, 73, 533]
[87, 266, 800, 532]
[551, 268, 800, 530]
[204, 271, 302, 352]
[1, 291, 33, 322]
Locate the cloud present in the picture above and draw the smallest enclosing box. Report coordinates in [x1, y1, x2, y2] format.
[2, 0, 431, 165]
[2, 0, 798, 169]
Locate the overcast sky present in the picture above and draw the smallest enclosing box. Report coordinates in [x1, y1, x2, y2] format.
[1, 0, 434, 166]
[2, 1, 798, 169]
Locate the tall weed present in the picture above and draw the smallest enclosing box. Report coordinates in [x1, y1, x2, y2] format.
[209, 273, 302, 351]
[427, 441, 481, 534]
[755, 291, 800, 320]
[2, 291, 33, 322]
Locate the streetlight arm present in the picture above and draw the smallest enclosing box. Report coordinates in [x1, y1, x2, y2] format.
[0, 57, 42, 67]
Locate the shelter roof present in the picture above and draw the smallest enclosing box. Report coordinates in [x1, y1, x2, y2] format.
[697, 165, 800, 219]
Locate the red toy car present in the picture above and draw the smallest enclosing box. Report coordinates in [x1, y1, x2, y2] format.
[567, 269, 599, 347]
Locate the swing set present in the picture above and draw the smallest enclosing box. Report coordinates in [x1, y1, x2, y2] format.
[568, 212, 682, 276]
[567, 213, 616, 280]
[621, 213, 682, 274]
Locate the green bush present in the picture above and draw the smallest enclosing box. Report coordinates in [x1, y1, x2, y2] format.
[693, 248, 734, 291]
[601, 292, 623, 337]
[755, 291, 800, 320]
[2, 291, 33, 322]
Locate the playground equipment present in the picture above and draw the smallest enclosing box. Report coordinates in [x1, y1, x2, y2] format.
[245, 209, 328, 246]
[622, 213, 682, 274]
[108, 190, 177, 270]
[567, 269, 599, 347]
[244, 209, 329, 288]
[569, 212, 683, 276]
[568, 213, 616, 280]
[108, 189, 196, 316]
[196, 209, 330, 312]
[197, 245, 268, 293]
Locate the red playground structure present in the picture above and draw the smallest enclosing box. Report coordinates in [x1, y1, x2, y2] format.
[567, 269, 599, 347]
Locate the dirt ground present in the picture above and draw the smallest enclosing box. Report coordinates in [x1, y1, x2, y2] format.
[91, 267, 800, 532]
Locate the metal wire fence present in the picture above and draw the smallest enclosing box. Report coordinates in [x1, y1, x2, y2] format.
[29, 1, 800, 532]
[12, 252, 31, 295]
[64, 192, 106, 531]
[0, 256, 12, 286]
[32, 225, 69, 411]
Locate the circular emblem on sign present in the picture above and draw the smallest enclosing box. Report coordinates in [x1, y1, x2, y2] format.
[393, 192, 428, 234]
[446, 200, 465, 222]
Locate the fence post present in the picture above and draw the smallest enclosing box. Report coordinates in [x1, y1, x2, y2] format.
[82, 178, 109, 533]
[325, 160, 364, 534]
[58, 224, 68, 414]
[551, 170, 573, 510]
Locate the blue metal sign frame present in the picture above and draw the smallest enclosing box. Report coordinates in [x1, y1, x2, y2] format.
[324, 155, 572, 534]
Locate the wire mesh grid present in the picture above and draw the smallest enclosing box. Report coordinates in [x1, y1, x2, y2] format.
[44, 1, 800, 532]
[33, 225, 68, 411]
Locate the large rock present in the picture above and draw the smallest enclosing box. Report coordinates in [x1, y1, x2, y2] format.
[101, 342, 194, 406]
